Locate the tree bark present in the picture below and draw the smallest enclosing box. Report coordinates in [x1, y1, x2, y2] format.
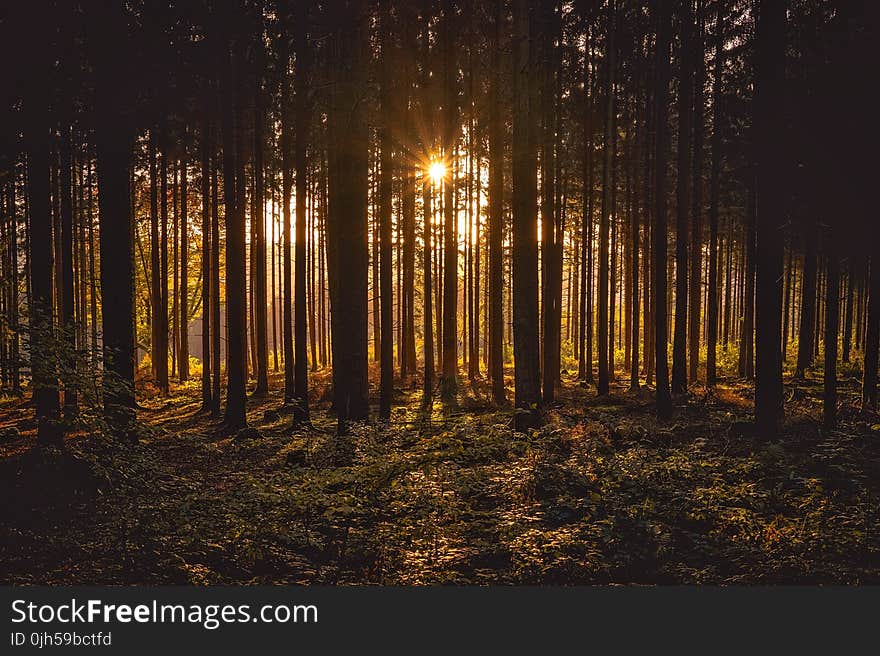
[672, 0, 694, 396]
[653, 0, 673, 419]
[754, 0, 786, 437]
[512, 0, 541, 429]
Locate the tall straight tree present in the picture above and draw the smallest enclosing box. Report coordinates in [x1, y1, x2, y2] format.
[59, 125, 78, 419]
[824, 241, 840, 428]
[279, 0, 295, 404]
[672, 0, 694, 395]
[327, 0, 370, 432]
[24, 2, 62, 446]
[597, 0, 615, 397]
[219, 11, 247, 430]
[378, 0, 394, 420]
[440, 0, 458, 403]
[488, 0, 505, 404]
[200, 109, 212, 410]
[540, 0, 560, 403]
[293, 0, 311, 421]
[688, 0, 705, 383]
[653, 0, 673, 418]
[179, 143, 190, 382]
[92, 1, 136, 438]
[753, 0, 786, 437]
[252, 57, 269, 396]
[421, 6, 435, 406]
[706, 0, 723, 387]
[864, 253, 880, 410]
[149, 133, 169, 395]
[794, 224, 817, 378]
[511, 0, 541, 429]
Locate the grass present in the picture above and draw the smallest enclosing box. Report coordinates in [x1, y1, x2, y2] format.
[1, 364, 879, 585]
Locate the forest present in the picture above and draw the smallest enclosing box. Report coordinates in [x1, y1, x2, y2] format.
[0, 0, 878, 585]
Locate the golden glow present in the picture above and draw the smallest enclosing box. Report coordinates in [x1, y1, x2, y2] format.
[428, 160, 446, 183]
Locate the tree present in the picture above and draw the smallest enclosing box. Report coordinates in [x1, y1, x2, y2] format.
[864, 253, 880, 410]
[794, 224, 817, 378]
[541, 0, 560, 403]
[24, 2, 62, 446]
[252, 54, 269, 397]
[378, 0, 394, 420]
[279, 0, 295, 404]
[488, 0, 505, 405]
[754, 0, 786, 437]
[92, 2, 137, 438]
[653, 0, 673, 419]
[597, 0, 615, 397]
[179, 142, 190, 383]
[689, 0, 705, 384]
[200, 110, 212, 410]
[440, 0, 459, 404]
[511, 0, 541, 429]
[293, 0, 311, 421]
[706, 0, 723, 387]
[219, 10, 248, 430]
[824, 241, 840, 428]
[672, 0, 693, 396]
[327, 0, 370, 434]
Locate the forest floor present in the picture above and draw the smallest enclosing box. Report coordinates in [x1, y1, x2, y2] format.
[2, 365, 880, 584]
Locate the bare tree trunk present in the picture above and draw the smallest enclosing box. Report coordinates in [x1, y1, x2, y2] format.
[707, 1, 723, 386]
[754, 0, 786, 437]
[25, 31, 62, 445]
[597, 0, 615, 396]
[512, 0, 541, 429]
[293, 0, 311, 420]
[219, 17, 247, 430]
[440, 0, 458, 404]
[200, 110, 212, 410]
[489, 0, 505, 404]
[672, 0, 693, 396]
[179, 143, 190, 382]
[279, 0, 295, 403]
[863, 253, 880, 410]
[824, 242, 840, 428]
[378, 0, 394, 420]
[653, 0, 672, 419]
[689, 0, 705, 383]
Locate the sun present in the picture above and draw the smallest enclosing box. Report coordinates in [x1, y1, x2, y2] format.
[428, 160, 446, 183]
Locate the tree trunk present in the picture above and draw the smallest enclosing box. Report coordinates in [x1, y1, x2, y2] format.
[378, 0, 394, 420]
[60, 126, 78, 419]
[672, 0, 693, 396]
[512, 0, 541, 429]
[179, 145, 190, 382]
[795, 226, 817, 377]
[653, 0, 673, 419]
[25, 31, 62, 446]
[597, 0, 615, 397]
[440, 0, 458, 404]
[200, 110, 212, 410]
[754, 0, 786, 437]
[540, 0, 559, 403]
[327, 0, 370, 434]
[293, 0, 311, 420]
[219, 19, 247, 430]
[279, 0, 295, 403]
[488, 0, 505, 404]
[863, 253, 880, 410]
[93, 2, 136, 438]
[706, 0, 723, 387]
[689, 1, 705, 383]
[824, 243, 840, 428]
